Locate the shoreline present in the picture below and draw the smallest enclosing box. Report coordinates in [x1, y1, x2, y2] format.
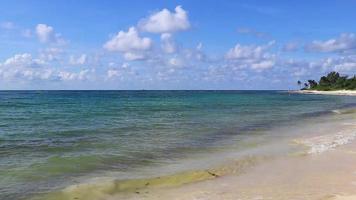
[118, 110, 356, 200]
[290, 90, 356, 96]
[8, 91, 356, 200]
[36, 108, 356, 200]
[114, 113, 356, 200]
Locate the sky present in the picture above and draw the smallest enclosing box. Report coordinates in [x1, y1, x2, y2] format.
[1, 0, 356, 90]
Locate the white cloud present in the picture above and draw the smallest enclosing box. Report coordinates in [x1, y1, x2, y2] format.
[335, 62, 356, 71]
[317, 55, 356, 72]
[161, 33, 177, 53]
[181, 43, 206, 62]
[250, 60, 275, 70]
[138, 5, 190, 33]
[278, 59, 313, 78]
[0, 53, 94, 82]
[286, 55, 356, 79]
[39, 48, 63, 62]
[106, 63, 134, 80]
[58, 69, 93, 81]
[107, 69, 121, 79]
[35, 24, 65, 44]
[225, 41, 276, 71]
[104, 27, 152, 52]
[306, 33, 356, 53]
[103, 27, 152, 61]
[168, 57, 184, 68]
[189, 43, 205, 61]
[121, 62, 129, 69]
[0, 53, 49, 80]
[2, 53, 44, 68]
[123, 52, 146, 61]
[225, 41, 274, 60]
[69, 54, 87, 65]
[226, 43, 261, 59]
[36, 24, 54, 43]
[292, 67, 308, 77]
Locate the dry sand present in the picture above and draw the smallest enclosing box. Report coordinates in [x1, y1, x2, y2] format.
[111, 143, 356, 200]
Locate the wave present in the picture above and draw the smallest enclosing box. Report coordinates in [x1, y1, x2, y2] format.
[294, 130, 356, 154]
[332, 109, 342, 114]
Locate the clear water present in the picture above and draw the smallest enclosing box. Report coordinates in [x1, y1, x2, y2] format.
[1, 90, 356, 199]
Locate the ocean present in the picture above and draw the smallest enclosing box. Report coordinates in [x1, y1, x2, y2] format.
[1, 90, 356, 200]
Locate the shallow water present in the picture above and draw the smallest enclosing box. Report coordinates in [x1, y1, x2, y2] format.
[1, 90, 356, 199]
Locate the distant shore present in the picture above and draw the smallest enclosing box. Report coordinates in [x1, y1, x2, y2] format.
[290, 90, 356, 96]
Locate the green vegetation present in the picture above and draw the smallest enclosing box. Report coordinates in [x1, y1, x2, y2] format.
[298, 71, 356, 91]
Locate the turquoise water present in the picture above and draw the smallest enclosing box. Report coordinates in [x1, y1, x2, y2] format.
[1, 90, 356, 199]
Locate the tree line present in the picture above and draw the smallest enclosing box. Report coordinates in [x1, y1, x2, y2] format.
[298, 71, 356, 91]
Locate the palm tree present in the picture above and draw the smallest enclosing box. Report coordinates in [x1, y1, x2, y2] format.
[307, 80, 318, 89]
[297, 80, 302, 89]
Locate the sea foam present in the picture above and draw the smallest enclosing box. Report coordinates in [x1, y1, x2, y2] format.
[295, 130, 356, 154]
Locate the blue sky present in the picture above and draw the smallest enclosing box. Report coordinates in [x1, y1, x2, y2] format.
[1, 0, 356, 89]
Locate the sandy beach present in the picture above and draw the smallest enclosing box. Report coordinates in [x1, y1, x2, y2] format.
[115, 144, 356, 200]
[38, 106, 356, 200]
[291, 90, 356, 96]
[46, 147, 356, 200]
[3, 1, 356, 200]
[107, 119, 356, 200]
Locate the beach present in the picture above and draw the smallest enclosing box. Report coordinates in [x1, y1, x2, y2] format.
[39, 107, 356, 200]
[3, 1, 356, 199]
[2, 91, 356, 200]
[115, 144, 356, 200]
[291, 90, 356, 96]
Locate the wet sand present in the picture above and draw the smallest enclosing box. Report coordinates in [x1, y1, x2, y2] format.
[107, 144, 356, 200]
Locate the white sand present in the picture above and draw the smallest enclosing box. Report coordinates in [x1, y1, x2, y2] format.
[334, 196, 356, 200]
[290, 90, 356, 96]
[113, 143, 356, 200]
